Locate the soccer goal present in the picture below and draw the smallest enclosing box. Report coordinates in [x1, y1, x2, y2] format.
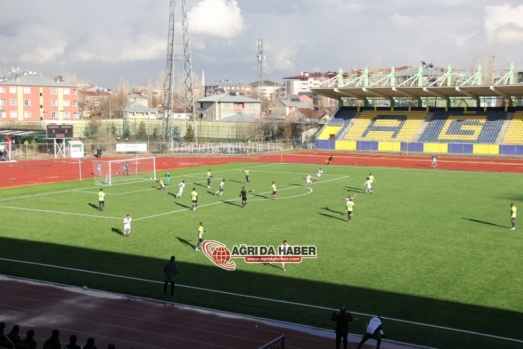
[93, 157, 156, 185]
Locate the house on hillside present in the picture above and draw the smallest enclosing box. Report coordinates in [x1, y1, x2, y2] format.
[287, 108, 329, 124]
[123, 94, 158, 119]
[269, 99, 314, 118]
[196, 93, 261, 120]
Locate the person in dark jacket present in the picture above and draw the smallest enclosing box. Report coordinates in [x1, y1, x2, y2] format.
[65, 334, 81, 349]
[7, 324, 22, 348]
[19, 329, 37, 349]
[82, 337, 97, 349]
[43, 329, 61, 349]
[163, 256, 178, 296]
[332, 306, 353, 349]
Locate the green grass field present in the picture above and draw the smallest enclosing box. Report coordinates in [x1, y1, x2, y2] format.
[1, 162, 523, 349]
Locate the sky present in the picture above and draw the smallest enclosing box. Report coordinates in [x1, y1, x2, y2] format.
[1, 0, 522, 90]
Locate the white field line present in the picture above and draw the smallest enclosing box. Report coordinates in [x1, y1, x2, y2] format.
[0, 259, 520, 346]
[0, 205, 121, 220]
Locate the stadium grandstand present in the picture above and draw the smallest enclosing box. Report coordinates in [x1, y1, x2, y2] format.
[311, 63, 523, 156]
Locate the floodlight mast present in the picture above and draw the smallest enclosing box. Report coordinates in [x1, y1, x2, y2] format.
[257, 39, 265, 116]
[163, 0, 196, 147]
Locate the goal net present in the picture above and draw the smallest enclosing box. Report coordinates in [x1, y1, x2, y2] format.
[92, 157, 156, 185]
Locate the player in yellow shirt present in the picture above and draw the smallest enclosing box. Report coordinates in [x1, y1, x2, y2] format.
[98, 189, 105, 211]
[510, 203, 517, 230]
[190, 188, 198, 211]
[195, 221, 208, 251]
[244, 168, 251, 184]
[342, 194, 357, 223]
[268, 181, 277, 201]
[206, 170, 213, 188]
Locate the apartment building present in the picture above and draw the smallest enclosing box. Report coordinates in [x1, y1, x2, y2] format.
[0, 70, 79, 121]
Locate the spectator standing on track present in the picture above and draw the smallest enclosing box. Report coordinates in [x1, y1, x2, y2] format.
[510, 202, 517, 230]
[7, 324, 21, 348]
[97, 162, 102, 177]
[65, 334, 81, 349]
[191, 188, 198, 211]
[19, 329, 37, 349]
[42, 329, 61, 349]
[176, 180, 186, 198]
[82, 337, 98, 349]
[98, 189, 105, 211]
[195, 222, 208, 251]
[123, 214, 132, 237]
[165, 170, 171, 185]
[431, 155, 438, 168]
[123, 162, 129, 176]
[163, 256, 178, 296]
[206, 169, 213, 188]
[325, 155, 333, 165]
[332, 306, 353, 349]
[356, 316, 385, 349]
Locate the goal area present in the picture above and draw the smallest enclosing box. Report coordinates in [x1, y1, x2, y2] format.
[92, 157, 156, 185]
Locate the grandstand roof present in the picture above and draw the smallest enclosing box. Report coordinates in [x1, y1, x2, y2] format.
[312, 85, 523, 101]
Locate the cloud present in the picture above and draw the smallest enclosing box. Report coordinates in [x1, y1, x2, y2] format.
[484, 4, 523, 44]
[189, 0, 245, 38]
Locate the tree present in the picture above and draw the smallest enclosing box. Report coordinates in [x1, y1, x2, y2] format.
[184, 124, 195, 142]
[136, 121, 147, 140]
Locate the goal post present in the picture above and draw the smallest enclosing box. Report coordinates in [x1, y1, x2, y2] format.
[92, 157, 156, 185]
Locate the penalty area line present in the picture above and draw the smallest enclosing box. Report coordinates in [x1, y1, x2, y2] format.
[0, 258, 521, 345]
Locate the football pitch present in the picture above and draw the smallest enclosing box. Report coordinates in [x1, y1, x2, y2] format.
[1, 161, 522, 349]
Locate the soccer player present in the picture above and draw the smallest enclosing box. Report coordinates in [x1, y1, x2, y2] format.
[215, 179, 225, 196]
[97, 162, 102, 177]
[363, 177, 373, 194]
[325, 155, 333, 165]
[206, 169, 213, 188]
[157, 178, 165, 190]
[165, 170, 171, 185]
[431, 155, 438, 168]
[190, 188, 198, 211]
[510, 202, 517, 230]
[123, 214, 132, 237]
[176, 180, 186, 198]
[195, 221, 208, 251]
[317, 168, 323, 179]
[343, 195, 357, 223]
[239, 186, 254, 208]
[98, 188, 105, 211]
[279, 240, 289, 271]
[244, 168, 251, 184]
[306, 174, 312, 187]
[268, 181, 277, 201]
[368, 173, 375, 185]
[123, 163, 129, 176]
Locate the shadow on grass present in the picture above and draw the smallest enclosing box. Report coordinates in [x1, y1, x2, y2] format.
[343, 186, 364, 192]
[111, 227, 124, 236]
[289, 183, 303, 187]
[0, 237, 522, 349]
[167, 192, 177, 199]
[462, 218, 507, 228]
[88, 203, 99, 211]
[253, 193, 268, 199]
[318, 212, 346, 222]
[229, 179, 243, 184]
[193, 183, 208, 189]
[177, 236, 195, 249]
[222, 200, 242, 208]
[175, 202, 191, 209]
[322, 206, 344, 216]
